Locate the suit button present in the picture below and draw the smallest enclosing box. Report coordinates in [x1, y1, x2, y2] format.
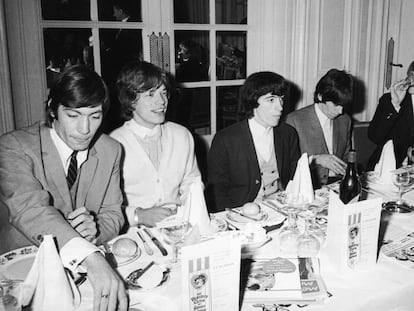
[36, 234, 43, 242]
[255, 179, 260, 185]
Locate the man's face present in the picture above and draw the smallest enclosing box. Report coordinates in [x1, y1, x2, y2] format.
[319, 101, 343, 119]
[253, 92, 284, 128]
[113, 6, 123, 21]
[407, 71, 414, 94]
[54, 105, 103, 151]
[133, 85, 168, 129]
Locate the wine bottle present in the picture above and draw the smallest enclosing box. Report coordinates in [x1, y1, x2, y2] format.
[339, 150, 361, 204]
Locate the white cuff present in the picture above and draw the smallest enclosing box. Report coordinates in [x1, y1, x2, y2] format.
[60, 237, 100, 273]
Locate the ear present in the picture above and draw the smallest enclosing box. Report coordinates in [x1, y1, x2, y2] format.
[317, 94, 323, 102]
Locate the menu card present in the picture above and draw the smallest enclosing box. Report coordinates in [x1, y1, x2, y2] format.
[326, 191, 382, 274]
[181, 233, 241, 311]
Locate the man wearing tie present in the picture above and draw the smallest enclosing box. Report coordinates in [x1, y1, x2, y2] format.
[0, 65, 127, 311]
[285, 69, 354, 188]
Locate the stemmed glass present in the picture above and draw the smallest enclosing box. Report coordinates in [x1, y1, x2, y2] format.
[278, 205, 301, 255]
[296, 210, 321, 257]
[161, 222, 191, 263]
[392, 167, 411, 208]
[302, 204, 326, 247]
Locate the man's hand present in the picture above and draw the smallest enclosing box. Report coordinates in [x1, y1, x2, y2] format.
[137, 206, 174, 227]
[313, 154, 347, 175]
[67, 207, 98, 243]
[83, 252, 128, 311]
[391, 79, 410, 111]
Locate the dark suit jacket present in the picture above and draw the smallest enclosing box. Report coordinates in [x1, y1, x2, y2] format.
[367, 93, 414, 170]
[207, 120, 300, 212]
[285, 104, 351, 188]
[0, 122, 124, 253]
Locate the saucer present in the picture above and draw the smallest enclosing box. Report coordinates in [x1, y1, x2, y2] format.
[126, 263, 170, 290]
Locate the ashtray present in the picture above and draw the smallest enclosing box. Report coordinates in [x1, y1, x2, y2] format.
[382, 201, 414, 214]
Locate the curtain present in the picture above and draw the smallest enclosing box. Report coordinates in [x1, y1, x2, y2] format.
[0, 0, 15, 134]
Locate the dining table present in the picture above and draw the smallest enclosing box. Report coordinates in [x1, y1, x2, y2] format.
[71, 184, 414, 311]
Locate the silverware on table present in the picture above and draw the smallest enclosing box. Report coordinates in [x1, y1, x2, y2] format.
[261, 201, 288, 217]
[143, 227, 168, 256]
[136, 228, 154, 256]
[225, 207, 258, 221]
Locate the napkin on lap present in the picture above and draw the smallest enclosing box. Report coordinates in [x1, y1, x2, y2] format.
[374, 140, 396, 184]
[285, 153, 314, 204]
[22, 235, 80, 311]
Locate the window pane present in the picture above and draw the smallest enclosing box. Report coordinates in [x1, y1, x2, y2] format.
[175, 31, 210, 82]
[171, 88, 211, 135]
[174, 0, 209, 24]
[217, 86, 243, 131]
[98, 0, 142, 22]
[100, 29, 143, 85]
[43, 28, 92, 88]
[216, 31, 246, 80]
[216, 0, 247, 24]
[41, 0, 90, 21]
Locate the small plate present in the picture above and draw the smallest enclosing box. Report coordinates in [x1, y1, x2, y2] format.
[110, 238, 141, 267]
[242, 236, 272, 252]
[210, 217, 228, 232]
[226, 210, 269, 223]
[126, 264, 170, 290]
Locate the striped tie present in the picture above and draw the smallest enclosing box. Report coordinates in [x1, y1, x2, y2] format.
[66, 151, 78, 189]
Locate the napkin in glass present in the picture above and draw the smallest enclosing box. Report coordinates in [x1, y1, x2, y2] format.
[374, 140, 396, 185]
[22, 235, 80, 311]
[285, 152, 314, 204]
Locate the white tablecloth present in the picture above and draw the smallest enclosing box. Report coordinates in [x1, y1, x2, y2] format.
[77, 198, 414, 311]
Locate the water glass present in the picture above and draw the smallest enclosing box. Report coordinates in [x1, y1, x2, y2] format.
[0, 280, 23, 311]
[162, 222, 191, 263]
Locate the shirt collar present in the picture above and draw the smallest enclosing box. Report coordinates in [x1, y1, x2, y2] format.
[50, 125, 88, 169]
[127, 119, 161, 139]
[314, 103, 330, 126]
[248, 118, 272, 138]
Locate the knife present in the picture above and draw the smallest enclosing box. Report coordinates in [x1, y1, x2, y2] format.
[136, 229, 154, 256]
[143, 227, 168, 256]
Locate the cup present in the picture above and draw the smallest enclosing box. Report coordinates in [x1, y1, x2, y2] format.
[0, 280, 23, 311]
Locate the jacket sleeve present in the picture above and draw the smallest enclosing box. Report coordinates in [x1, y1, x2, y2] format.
[0, 134, 79, 250]
[368, 93, 401, 145]
[207, 133, 233, 212]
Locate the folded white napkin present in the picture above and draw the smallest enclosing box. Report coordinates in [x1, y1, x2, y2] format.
[157, 177, 211, 236]
[285, 153, 314, 204]
[22, 235, 80, 311]
[374, 140, 396, 184]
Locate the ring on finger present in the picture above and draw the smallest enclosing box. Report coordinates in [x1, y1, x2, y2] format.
[101, 293, 109, 299]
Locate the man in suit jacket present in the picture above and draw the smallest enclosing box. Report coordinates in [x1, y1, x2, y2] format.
[367, 61, 414, 169]
[0, 65, 127, 311]
[208, 71, 300, 212]
[286, 69, 353, 188]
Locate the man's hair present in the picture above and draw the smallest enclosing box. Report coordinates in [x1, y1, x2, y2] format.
[240, 71, 289, 119]
[407, 60, 414, 75]
[116, 61, 170, 121]
[113, 0, 134, 15]
[45, 65, 109, 127]
[313, 69, 353, 107]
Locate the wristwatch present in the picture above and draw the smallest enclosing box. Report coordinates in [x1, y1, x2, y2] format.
[133, 207, 140, 225]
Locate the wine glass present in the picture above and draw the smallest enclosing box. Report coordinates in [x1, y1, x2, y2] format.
[162, 222, 191, 263]
[278, 205, 301, 255]
[392, 167, 411, 206]
[302, 204, 326, 247]
[296, 210, 321, 257]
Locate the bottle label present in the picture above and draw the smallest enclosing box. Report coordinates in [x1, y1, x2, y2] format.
[347, 212, 361, 269]
[188, 256, 212, 311]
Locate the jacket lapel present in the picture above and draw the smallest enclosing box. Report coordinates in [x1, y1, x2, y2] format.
[76, 145, 98, 209]
[310, 106, 329, 154]
[40, 126, 73, 214]
[242, 120, 261, 174]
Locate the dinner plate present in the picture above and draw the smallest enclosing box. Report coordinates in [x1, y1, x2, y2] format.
[226, 210, 269, 223]
[0, 245, 38, 280]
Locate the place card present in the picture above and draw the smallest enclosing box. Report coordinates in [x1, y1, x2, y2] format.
[326, 191, 382, 274]
[181, 233, 241, 311]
